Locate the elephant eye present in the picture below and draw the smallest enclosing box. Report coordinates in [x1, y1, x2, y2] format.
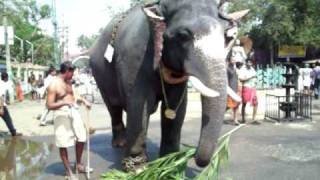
[175, 29, 193, 42]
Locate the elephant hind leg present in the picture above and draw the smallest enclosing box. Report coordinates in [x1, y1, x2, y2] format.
[109, 106, 126, 148]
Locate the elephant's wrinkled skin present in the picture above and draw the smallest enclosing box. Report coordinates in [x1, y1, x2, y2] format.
[90, 0, 237, 169]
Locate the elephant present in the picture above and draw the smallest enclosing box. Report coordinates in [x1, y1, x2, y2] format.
[89, 0, 246, 171]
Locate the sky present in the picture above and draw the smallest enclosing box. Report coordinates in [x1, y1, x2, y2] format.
[38, 0, 130, 54]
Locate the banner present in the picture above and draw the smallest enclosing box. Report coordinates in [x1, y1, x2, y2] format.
[278, 45, 306, 58]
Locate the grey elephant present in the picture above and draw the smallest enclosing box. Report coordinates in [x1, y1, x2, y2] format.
[90, 0, 246, 171]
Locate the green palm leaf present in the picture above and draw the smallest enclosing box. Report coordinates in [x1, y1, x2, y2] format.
[101, 125, 244, 180]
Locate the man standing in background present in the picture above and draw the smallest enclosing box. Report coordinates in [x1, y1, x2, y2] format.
[0, 72, 22, 136]
[231, 39, 247, 64]
[312, 61, 320, 99]
[38, 66, 57, 126]
[238, 60, 260, 124]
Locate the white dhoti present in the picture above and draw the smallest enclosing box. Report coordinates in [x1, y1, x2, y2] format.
[53, 105, 87, 148]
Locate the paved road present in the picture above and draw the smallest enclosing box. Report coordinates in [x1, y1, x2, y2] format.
[0, 91, 320, 179]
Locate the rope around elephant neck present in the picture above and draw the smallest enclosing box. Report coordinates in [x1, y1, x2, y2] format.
[159, 63, 187, 120]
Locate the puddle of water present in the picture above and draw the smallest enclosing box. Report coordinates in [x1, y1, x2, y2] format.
[257, 142, 320, 162]
[0, 134, 52, 180]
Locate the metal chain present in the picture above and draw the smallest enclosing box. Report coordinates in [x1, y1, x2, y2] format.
[159, 63, 187, 112]
[110, 13, 127, 46]
[110, 6, 137, 46]
[121, 155, 147, 172]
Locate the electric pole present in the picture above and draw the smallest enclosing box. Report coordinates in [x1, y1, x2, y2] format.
[3, 0, 12, 78]
[52, 0, 59, 65]
[58, 17, 69, 61]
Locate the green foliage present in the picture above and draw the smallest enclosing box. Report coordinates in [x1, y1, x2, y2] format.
[101, 147, 196, 180]
[228, 0, 320, 48]
[77, 34, 98, 50]
[101, 125, 244, 180]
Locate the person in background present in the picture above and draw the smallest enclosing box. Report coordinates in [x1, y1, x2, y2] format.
[231, 39, 247, 64]
[312, 61, 320, 99]
[2, 75, 14, 105]
[72, 68, 96, 135]
[292, 63, 300, 91]
[0, 72, 22, 136]
[28, 73, 37, 100]
[16, 78, 24, 102]
[310, 63, 316, 96]
[300, 64, 313, 95]
[38, 67, 57, 126]
[238, 60, 260, 124]
[36, 74, 44, 100]
[226, 56, 241, 125]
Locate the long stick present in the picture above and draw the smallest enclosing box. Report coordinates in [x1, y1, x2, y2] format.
[85, 108, 91, 179]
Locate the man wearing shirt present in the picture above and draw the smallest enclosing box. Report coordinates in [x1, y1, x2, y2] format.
[231, 39, 247, 64]
[238, 60, 260, 124]
[0, 72, 22, 136]
[300, 64, 312, 94]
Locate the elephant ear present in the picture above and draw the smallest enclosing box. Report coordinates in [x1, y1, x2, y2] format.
[142, 5, 166, 70]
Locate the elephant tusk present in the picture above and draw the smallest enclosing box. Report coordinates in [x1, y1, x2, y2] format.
[143, 7, 165, 20]
[189, 76, 220, 98]
[227, 86, 241, 102]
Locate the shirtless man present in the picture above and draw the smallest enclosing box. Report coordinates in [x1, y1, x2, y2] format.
[47, 61, 92, 179]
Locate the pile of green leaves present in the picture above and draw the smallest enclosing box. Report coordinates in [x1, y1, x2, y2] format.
[101, 125, 243, 180]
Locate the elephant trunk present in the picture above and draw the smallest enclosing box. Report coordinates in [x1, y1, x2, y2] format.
[194, 61, 227, 167]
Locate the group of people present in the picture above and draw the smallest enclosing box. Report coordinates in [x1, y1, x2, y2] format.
[300, 62, 320, 99]
[227, 40, 260, 125]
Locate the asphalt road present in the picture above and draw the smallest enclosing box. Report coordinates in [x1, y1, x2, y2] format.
[1, 91, 320, 180]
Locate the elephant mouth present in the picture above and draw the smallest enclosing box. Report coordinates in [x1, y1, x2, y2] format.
[161, 63, 189, 84]
[161, 64, 241, 101]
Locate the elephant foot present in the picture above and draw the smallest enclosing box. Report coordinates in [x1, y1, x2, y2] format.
[121, 154, 148, 172]
[112, 136, 126, 148]
[112, 125, 126, 148]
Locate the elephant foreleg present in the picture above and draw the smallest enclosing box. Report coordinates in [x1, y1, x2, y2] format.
[122, 91, 152, 171]
[160, 85, 187, 156]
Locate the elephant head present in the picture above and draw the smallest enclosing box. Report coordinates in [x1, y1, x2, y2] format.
[143, 0, 247, 167]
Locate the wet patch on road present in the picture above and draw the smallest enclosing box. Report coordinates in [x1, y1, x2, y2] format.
[0, 135, 53, 180]
[250, 140, 320, 163]
[268, 142, 320, 162]
[286, 123, 314, 131]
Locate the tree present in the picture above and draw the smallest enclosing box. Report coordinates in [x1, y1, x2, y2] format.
[227, 0, 320, 62]
[77, 34, 98, 50]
